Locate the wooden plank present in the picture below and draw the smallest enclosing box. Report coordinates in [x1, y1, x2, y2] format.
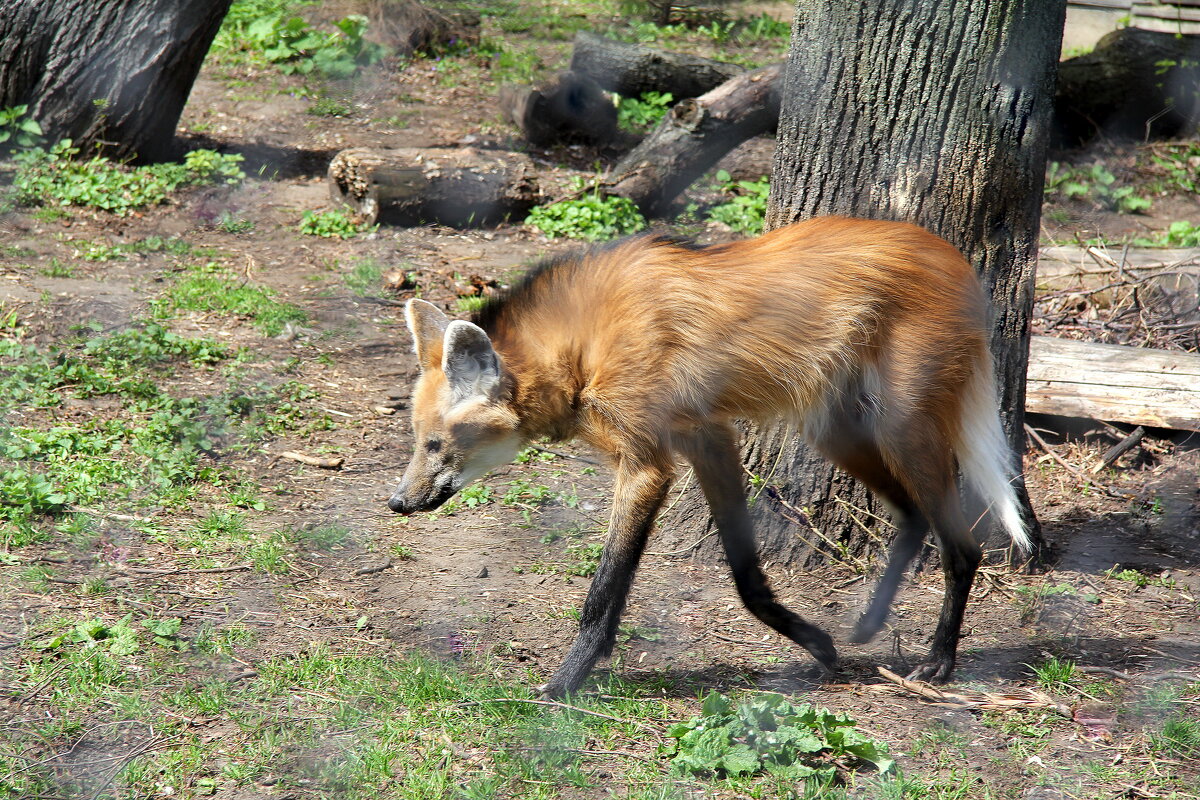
[1026, 336, 1200, 431]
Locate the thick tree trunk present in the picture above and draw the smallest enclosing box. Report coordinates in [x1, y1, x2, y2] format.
[570, 32, 746, 100]
[608, 63, 782, 217]
[1056, 27, 1200, 145]
[499, 71, 618, 147]
[682, 1, 1065, 567]
[328, 147, 541, 227]
[0, 0, 231, 163]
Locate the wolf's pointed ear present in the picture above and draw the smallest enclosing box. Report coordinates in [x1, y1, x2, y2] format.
[443, 320, 501, 401]
[405, 299, 450, 371]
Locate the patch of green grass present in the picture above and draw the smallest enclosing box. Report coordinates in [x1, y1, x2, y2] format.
[1147, 141, 1200, 194]
[218, 210, 256, 233]
[1150, 714, 1200, 757]
[454, 294, 488, 313]
[153, 262, 306, 336]
[37, 257, 75, 278]
[298, 207, 371, 239]
[13, 140, 244, 215]
[344, 258, 384, 296]
[308, 95, 353, 117]
[1030, 656, 1079, 692]
[290, 521, 352, 550]
[525, 183, 646, 241]
[707, 171, 769, 235]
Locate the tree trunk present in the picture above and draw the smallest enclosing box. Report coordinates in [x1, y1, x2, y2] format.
[683, 1, 1065, 567]
[569, 31, 746, 99]
[328, 147, 541, 227]
[0, 0, 232, 163]
[1055, 27, 1200, 145]
[608, 63, 782, 217]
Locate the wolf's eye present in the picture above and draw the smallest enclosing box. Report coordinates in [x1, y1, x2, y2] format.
[425, 438, 442, 453]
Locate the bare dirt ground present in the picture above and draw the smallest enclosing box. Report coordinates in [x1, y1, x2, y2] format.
[1, 3, 1198, 799]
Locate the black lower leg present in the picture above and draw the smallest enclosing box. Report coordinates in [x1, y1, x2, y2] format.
[850, 515, 928, 643]
[908, 536, 981, 683]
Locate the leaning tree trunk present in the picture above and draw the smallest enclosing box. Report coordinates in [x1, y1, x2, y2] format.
[0, 0, 231, 162]
[679, 1, 1065, 568]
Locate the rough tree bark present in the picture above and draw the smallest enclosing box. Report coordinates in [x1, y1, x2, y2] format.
[677, 1, 1065, 568]
[0, 0, 231, 162]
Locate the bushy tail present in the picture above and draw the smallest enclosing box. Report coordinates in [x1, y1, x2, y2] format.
[955, 361, 1031, 554]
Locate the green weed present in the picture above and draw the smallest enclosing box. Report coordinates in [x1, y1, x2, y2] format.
[0, 104, 43, 151]
[1133, 219, 1200, 248]
[525, 183, 646, 241]
[667, 691, 893, 780]
[454, 294, 488, 313]
[1044, 161, 1151, 214]
[707, 171, 769, 235]
[213, 1, 386, 78]
[617, 91, 674, 132]
[308, 95, 353, 117]
[298, 207, 370, 239]
[13, 140, 244, 215]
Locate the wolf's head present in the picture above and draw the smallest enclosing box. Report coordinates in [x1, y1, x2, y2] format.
[387, 299, 523, 514]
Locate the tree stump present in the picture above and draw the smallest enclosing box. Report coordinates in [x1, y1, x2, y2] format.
[498, 71, 618, 147]
[1056, 27, 1200, 144]
[0, 0, 232, 162]
[327, 147, 541, 227]
[608, 63, 782, 217]
[570, 31, 746, 99]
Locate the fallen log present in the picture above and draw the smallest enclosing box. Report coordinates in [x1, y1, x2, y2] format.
[327, 146, 540, 227]
[498, 71, 617, 147]
[569, 31, 747, 99]
[1056, 27, 1200, 144]
[607, 62, 782, 216]
[1025, 336, 1200, 431]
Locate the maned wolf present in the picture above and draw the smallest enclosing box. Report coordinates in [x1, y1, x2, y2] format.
[388, 216, 1029, 697]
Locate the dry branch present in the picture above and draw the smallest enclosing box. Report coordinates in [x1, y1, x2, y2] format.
[875, 667, 1073, 717]
[280, 451, 345, 469]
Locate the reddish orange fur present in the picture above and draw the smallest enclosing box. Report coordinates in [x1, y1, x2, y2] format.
[394, 216, 1023, 694]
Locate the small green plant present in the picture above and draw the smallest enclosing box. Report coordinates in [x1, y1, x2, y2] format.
[1030, 656, 1079, 692]
[667, 692, 894, 780]
[0, 104, 43, 150]
[1135, 219, 1200, 248]
[1149, 141, 1200, 194]
[525, 183, 646, 241]
[617, 91, 674, 132]
[437, 484, 493, 515]
[13, 140, 244, 215]
[218, 211, 255, 233]
[564, 541, 604, 577]
[1103, 565, 1175, 589]
[214, 4, 386, 78]
[308, 96, 352, 117]
[1044, 161, 1150, 214]
[707, 171, 769, 235]
[298, 208, 369, 239]
[38, 259, 75, 278]
[344, 258, 384, 296]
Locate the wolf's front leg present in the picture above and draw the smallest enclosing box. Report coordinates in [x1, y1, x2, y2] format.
[539, 459, 673, 698]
